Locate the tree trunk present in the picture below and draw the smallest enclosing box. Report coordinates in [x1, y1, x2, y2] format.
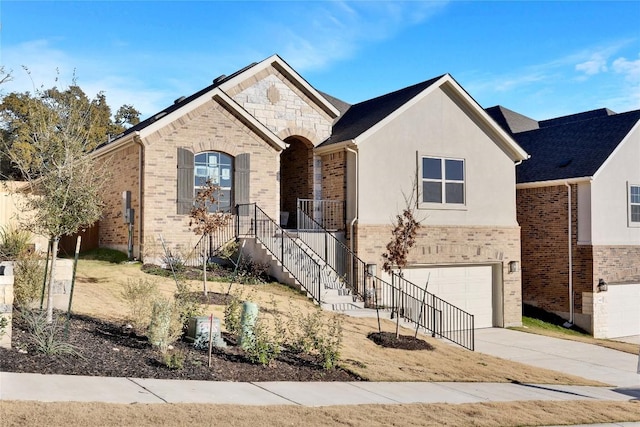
[203, 234, 208, 296]
[46, 237, 60, 323]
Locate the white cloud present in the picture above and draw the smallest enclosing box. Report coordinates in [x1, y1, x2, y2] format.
[612, 54, 640, 82]
[575, 53, 608, 76]
[275, 1, 449, 72]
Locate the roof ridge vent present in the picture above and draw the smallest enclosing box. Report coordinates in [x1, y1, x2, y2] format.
[213, 75, 227, 84]
[174, 96, 186, 104]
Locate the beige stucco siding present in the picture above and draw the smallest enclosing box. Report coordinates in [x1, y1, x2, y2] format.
[590, 124, 640, 245]
[357, 87, 518, 227]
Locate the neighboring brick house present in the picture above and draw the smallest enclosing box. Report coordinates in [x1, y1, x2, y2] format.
[487, 106, 640, 338]
[93, 55, 529, 329]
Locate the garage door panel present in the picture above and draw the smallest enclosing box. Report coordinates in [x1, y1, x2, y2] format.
[402, 266, 493, 329]
[605, 284, 640, 338]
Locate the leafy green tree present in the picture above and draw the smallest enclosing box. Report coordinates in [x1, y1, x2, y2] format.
[4, 75, 112, 322]
[0, 78, 140, 179]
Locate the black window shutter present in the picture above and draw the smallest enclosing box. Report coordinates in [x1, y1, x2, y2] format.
[234, 153, 250, 206]
[177, 147, 194, 214]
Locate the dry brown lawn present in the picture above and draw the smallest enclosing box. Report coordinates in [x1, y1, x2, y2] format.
[2, 400, 640, 427]
[5, 259, 640, 426]
[71, 260, 603, 385]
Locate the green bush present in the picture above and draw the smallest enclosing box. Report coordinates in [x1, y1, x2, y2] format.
[243, 319, 282, 366]
[288, 307, 343, 370]
[13, 251, 45, 308]
[120, 278, 159, 334]
[0, 315, 8, 339]
[18, 309, 81, 357]
[0, 225, 32, 260]
[148, 297, 183, 354]
[174, 280, 203, 330]
[78, 248, 129, 264]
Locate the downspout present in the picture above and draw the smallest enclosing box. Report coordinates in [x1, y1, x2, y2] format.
[564, 182, 574, 326]
[345, 146, 358, 260]
[134, 134, 144, 261]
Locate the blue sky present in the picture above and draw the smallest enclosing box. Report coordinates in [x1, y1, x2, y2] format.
[1, 1, 639, 121]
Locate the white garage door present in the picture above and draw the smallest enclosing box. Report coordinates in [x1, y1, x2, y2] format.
[402, 265, 494, 328]
[605, 284, 640, 338]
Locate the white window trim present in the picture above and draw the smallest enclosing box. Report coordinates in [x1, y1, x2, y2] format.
[628, 182, 640, 228]
[418, 154, 467, 211]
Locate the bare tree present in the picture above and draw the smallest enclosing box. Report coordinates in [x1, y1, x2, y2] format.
[382, 183, 422, 338]
[189, 179, 232, 296]
[5, 73, 108, 323]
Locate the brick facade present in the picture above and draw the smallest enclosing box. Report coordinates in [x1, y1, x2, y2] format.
[96, 143, 141, 255]
[320, 151, 347, 202]
[280, 137, 314, 227]
[356, 224, 523, 326]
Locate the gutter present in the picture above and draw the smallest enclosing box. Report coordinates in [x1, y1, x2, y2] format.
[134, 136, 145, 260]
[564, 182, 574, 327]
[345, 146, 358, 262]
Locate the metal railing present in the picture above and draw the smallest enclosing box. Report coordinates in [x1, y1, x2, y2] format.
[184, 217, 236, 267]
[295, 206, 475, 351]
[297, 199, 345, 231]
[236, 203, 322, 303]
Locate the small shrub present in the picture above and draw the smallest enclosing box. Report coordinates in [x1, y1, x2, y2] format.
[0, 225, 32, 260]
[162, 349, 185, 370]
[223, 290, 243, 339]
[243, 318, 281, 366]
[13, 251, 45, 308]
[78, 248, 128, 264]
[0, 315, 8, 339]
[161, 250, 186, 272]
[174, 279, 204, 330]
[235, 259, 270, 284]
[120, 278, 159, 334]
[18, 309, 82, 357]
[148, 297, 182, 354]
[317, 315, 343, 369]
[288, 307, 343, 370]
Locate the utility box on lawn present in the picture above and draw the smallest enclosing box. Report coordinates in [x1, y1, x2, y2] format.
[186, 316, 226, 348]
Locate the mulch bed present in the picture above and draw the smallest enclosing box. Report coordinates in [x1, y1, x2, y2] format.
[0, 312, 364, 382]
[367, 331, 435, 351]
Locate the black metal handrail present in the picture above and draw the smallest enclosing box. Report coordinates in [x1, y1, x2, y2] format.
[184, 217, 236, 267]
[236, 203, 322, 303]
[296, 207, 475, 351]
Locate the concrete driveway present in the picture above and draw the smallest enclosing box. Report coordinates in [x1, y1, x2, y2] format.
[474, 328, 640, 389]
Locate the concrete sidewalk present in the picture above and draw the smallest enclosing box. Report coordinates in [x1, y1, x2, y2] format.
[474, 328, 640, 388]
[1, 372, 639, 406]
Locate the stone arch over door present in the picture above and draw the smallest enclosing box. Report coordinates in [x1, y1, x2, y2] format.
[280, 136, 314, 228]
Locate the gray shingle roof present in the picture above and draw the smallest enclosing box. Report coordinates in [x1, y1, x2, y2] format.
[485, 105, 539, 134]
[318, 75, 444, 146]
[538, 108, 616, 128]
[514, 109, 640, 183]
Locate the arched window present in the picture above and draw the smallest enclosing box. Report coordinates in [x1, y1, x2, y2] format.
[194, 151, 233, 211]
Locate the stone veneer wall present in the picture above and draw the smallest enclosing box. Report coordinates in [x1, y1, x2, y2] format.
[356, 224, 523, 327]
[0, 262, 14, 349]
[0, 259, 73, 349]
[517, 185, 594, 317]
[96, 144, 141, 257]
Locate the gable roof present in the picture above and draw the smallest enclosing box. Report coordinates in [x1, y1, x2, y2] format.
[94, 54, 339, 154]
[538, 108, 616, 128]
[318, 75, 529, 162]
[514, 109, 640, 184]
[319, 76, 443, 146]
[485, 105, 539, 134]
